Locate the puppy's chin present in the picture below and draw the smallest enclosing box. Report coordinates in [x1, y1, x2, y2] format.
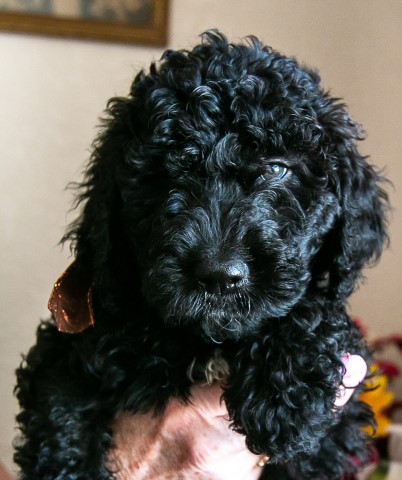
[163, 308, 264, 342]
[199, 317, 255, 343]
[166, 317, 247, 342]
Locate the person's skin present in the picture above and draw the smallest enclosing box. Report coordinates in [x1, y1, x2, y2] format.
[108, 354, 367, 480]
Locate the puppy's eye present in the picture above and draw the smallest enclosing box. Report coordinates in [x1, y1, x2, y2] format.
[262, 163, 288, 180]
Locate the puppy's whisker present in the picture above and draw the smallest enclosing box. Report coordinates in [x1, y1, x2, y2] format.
[219, 317, 237, 332]
[207, 333, 224, 344]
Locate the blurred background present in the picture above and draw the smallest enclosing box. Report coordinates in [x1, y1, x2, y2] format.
[1, 0, 401, 475]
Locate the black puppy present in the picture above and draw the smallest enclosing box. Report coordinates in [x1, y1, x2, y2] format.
[15, 31, 388, 479]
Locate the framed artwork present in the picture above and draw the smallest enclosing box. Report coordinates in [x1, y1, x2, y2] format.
[0, 0, 169, 45]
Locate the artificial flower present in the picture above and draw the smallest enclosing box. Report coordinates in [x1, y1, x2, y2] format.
[359, 364, 394, 438]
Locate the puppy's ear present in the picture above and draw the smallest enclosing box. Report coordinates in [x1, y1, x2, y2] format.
[50, 149, 119, 332]
[318, 118, 389, 299]
[56, 97, 135, 328]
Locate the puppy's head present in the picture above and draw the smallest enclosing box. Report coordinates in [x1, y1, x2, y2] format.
[64, 31, 388, 340]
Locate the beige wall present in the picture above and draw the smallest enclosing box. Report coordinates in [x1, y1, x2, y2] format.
[1, 0, 401, 473]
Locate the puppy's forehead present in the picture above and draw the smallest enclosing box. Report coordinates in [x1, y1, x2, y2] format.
[149, 78, 320, 175]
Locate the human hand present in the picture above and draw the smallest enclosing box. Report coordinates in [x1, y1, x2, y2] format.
[108, 382, 262, 480]
[335, 354, 368, 407]
[108, 354, 367, 480]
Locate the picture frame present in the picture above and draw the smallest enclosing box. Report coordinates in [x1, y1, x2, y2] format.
[0, 0, 169, 46]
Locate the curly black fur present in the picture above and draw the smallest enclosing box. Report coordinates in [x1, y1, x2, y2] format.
[15, 31, 389, 479]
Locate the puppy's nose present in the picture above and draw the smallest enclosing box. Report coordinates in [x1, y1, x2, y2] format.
[195, 260, 249, 294]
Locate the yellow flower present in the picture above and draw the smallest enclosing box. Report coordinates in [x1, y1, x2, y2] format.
[359, 364, 394, 438]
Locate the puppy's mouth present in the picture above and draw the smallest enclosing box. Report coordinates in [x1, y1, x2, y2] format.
[162, 288, 261, 341]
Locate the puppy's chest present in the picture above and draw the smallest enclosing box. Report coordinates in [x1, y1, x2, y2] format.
[105, 332, 231, 412]
[141, 331, 232, 385]
[140, 340, 231, 386]
[187, 349, 230, 385]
